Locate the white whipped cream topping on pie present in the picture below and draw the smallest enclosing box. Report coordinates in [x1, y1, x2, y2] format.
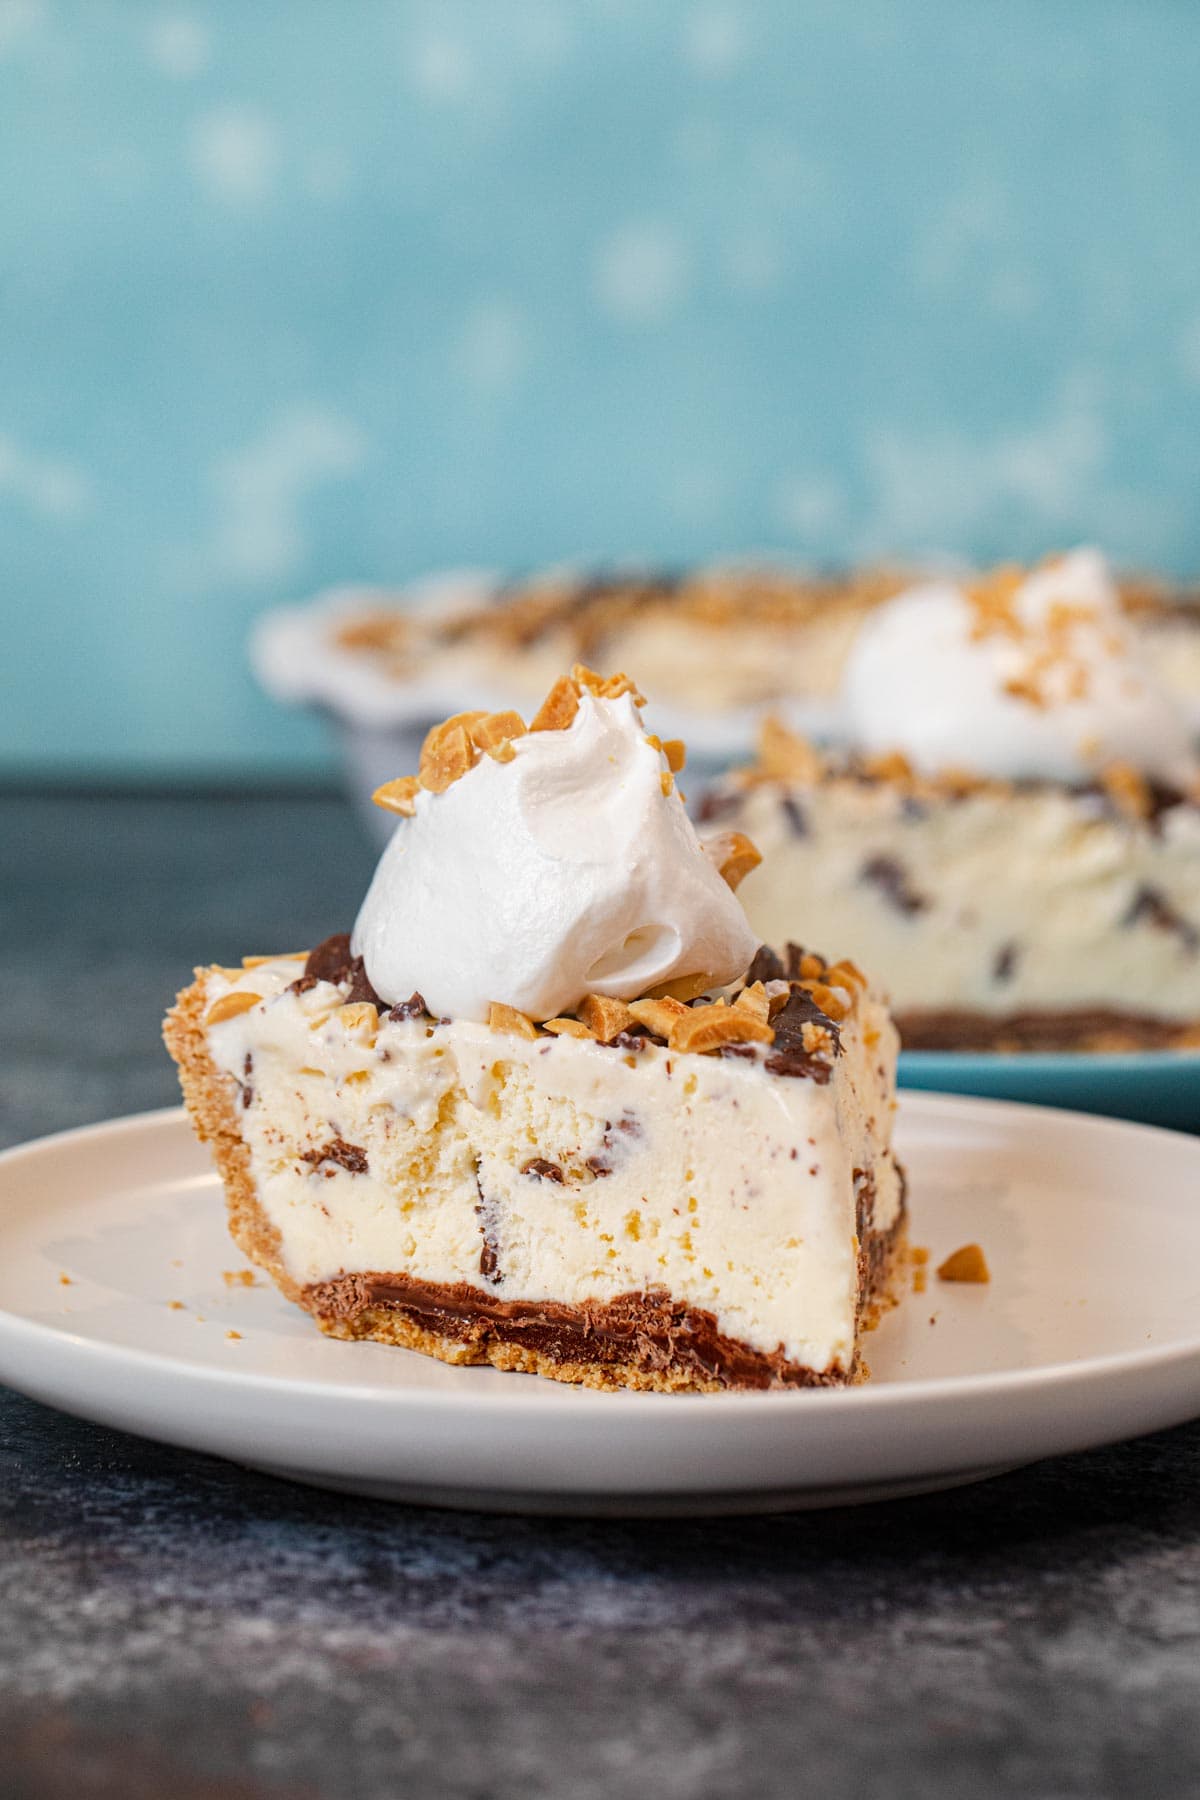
[352, 691, 758, 1021]
[842, 548, 1199, 785]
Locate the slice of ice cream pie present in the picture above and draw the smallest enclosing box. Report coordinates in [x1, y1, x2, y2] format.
[165, 667, 906, 1391]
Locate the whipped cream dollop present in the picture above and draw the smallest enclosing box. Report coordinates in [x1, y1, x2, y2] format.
[352, 691, 758, 1021]
[842, 548, 1199, 785]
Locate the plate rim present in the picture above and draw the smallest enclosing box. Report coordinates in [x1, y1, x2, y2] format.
[1, 1097, 1199, 1421]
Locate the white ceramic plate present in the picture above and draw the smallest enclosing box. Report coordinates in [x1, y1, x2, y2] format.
[2, 1098, 1199, 1516]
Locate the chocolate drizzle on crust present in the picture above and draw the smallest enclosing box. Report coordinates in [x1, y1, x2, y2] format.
[302, 1275, 886, 1390]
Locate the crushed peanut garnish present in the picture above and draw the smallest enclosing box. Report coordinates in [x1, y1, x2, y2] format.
[419, 711, 484, 792]
[628, 996, 688, 1038]
[860, 750, 915, 785]
[259, 938, 865, 1067]
[571, 663, 646, 706]
[471, 709, 527, 760]
[371, 664, 672, 815]
[669, 1003, 775, 1055]
[488, 1002, 540, 1040]
[577, 993, 636, 1043]
[965, 564, 1024, 640]
[644, 971, 719, 1003]
[541, 1017, 593, 1039]
[332, 563, 1196, 706]
[372, 775, 422, 816]
[732, 980, 770, 1023]
[1100, 762, 1152, 821]
[796, 981, 850, 1022]
[824, 957, 868, 991]
[733, 712, 1182, 825]
[205, 990, 261, 1026]
[530, 675, 580, 733]
[758, 716, 824, 784]
[713, 831, 762, 892]
[964, 559, 1118, 710]
[936, 1243, 991, 1283]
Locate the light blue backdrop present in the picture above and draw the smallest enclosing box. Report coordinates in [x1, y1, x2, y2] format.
[2, 0, 1199, 778]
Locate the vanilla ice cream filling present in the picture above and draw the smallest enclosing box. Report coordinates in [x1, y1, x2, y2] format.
[728, 779, 1200, 1019]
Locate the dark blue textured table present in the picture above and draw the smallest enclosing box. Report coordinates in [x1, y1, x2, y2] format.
[3, 791, 1198, 1800]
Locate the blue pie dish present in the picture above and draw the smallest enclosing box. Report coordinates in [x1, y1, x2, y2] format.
[898, 1049, 1200, 1134]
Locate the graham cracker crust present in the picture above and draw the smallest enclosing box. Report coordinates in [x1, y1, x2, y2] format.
[165, 972, 907, 1393]
[163, 974, 300, 1307]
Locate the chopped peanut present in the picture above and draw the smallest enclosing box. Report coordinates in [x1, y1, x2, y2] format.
[628, 996, 689, 1040]
[205, 990, 261, 1026]
[732, 980, 770, 1023]
[644, 971, 718, 1004]
[669, 1003, 775, 1054]
[758, 716, 823, 784]
[541, 1016, 594, 1039]
[470, 710, 528, 760]
[860, 750, 915, 784]
[571, 664, 645, 705]
[824, 957, 868, 992]
[530, 676, 580, 733]
[796, 979, 850, 1021]
[372, 775, 422, 816]
[577, 993, 636, 1043]
[418, 714, 484, 792]
[488, 1002, 540, 1040]
[1100, 762, 1153, 821]
[966, 565, 1024, 639]
[936, 1243, 990, 1283]
[716, 831, 762, 892]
